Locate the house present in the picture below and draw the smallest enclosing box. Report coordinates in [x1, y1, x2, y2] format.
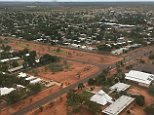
[25, 76, 36, 81]
[30, 78, 42, 84]
[18, 72, 27, 78]
[102, 95, 135, 115]
[90, 90, 113, 106]
[125, 70, 154, 87]
[16, 84, 25, 89]
[8, 65, 23, 73]
[0, 57, 20, 63]
[111, 47, 129, 55]
[110, 82, 130, 92]
[0, 87, 15, 96]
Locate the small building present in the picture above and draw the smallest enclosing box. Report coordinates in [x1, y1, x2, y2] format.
[0, 57, 20, 63]
[18, 72, 27, 78]
[8, 65, 23, 73]
[110, 82, 130, 92]
[102, 95, 135, 115]
[25, 76, 36, 81]
[90, 90, 113, 106]
[30, 78, 42, 84]
[16, 84, 25, 89]
[111, 47, 129, 55]
[125, 70, 154, 87]
[0, 87, 15, 96]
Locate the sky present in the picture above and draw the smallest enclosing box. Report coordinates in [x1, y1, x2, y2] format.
[0, 0, 154, 2]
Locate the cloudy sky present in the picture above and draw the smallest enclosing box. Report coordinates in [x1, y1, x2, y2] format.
[0, 0, 154, 2]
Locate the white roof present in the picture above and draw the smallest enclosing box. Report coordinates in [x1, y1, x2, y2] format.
[17, 84, 25, 88]
[111, 47, 128, 55]
[8, 65, 23, 72]
[0, 87, 15, 96]
[125, 70, 154, 86]
[0, 50, 4, 53]
[25, 53, 30, 57]
[30, 78, 42, 84]
[103, 95, 135, 115]
[110, 82, 130, 92]
[25, 76, 36, 81]
[18, 72, 27, 78]
[90, 90, 113, 106]
[0, 57, 20, 63]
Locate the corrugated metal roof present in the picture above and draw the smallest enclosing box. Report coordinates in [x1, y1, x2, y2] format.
[90, 90, 113, 106]
[103, 95, 135, 115]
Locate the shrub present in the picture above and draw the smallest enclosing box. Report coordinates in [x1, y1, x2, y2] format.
[88, 78, 95, 86]
[134, 95, 145, 106]
[148, 85, 154, 96]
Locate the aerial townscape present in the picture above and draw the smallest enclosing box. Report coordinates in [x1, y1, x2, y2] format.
[0, 1, 154, 115]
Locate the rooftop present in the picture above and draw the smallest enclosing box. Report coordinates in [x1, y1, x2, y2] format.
[0, 87, 15, 96]
[102, 95, 135, 115]
[110, 82, 130, 92]
[90, 90, 113, 106]
[125, 70, 154, 86]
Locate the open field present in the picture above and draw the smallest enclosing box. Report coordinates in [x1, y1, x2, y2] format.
[28, 60, 100, 86]
[7, 37, 122, 66]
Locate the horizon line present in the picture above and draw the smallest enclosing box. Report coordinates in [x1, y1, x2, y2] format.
[0, 1, 154, 2]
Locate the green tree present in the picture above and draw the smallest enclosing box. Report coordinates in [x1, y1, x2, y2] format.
[40, 54, 60, 65]
[148, 85, 154, 96]
[78, 83, 84, 90]
[6, 90, 21, 104]
[134, 95, 145, 106]
[11, 61, 19, 67]
[86, 100, 101, 115]
[88, 78, 95, 86]
[28, 83, 42, 94]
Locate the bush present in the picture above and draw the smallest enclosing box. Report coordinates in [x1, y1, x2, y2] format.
[28, 83, 42, 94]
[97, 44, 112, 52]
[134, 95, 145, 106]
[88, 78, 95, 85]
[40, 54, 60, 65]
[6, 90, 21, 104]
[148, 85, 154, 96]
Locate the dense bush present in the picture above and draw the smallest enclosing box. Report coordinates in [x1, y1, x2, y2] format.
[28, 83, 42, 94]
[88, 78, 95, 86]
[5, 90, 21, 104]
[133, 95, 145, 106]
[148, 85, 154, 96]
[39, 54, 60, 65]
[97, 44, 112, 52]
[67, 90, 100, 115]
